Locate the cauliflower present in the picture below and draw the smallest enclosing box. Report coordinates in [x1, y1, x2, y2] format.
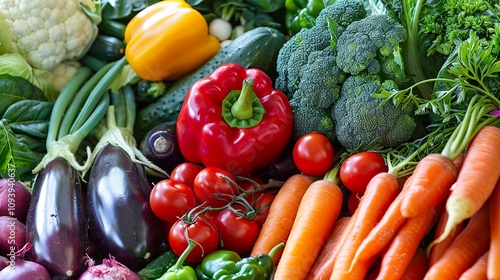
[40, 60, 82, 92]
[0, 0, 101, 71]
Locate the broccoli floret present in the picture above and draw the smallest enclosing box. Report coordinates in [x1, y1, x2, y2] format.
[289, 46, 346, 140]
[275, 1, 411, 147]
[332, 74, 416, 149]
[336, 15, 407, 76]
[276, 0, 367, 97]
[317, 0, 366, 28]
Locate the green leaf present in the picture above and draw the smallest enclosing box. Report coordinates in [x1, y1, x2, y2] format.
[0, 74, 46, 117]
[0, 120, 40, 181]
[2, 100, 53, 139]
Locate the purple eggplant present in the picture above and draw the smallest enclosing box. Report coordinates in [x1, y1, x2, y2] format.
[25, 157, 88, 279]
[86, 144, 164, 270]
[139, 121, 183, 174]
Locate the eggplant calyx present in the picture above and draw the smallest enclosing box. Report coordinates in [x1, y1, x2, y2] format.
[32, 136, 92, 174]
[86, 106, 169, 178]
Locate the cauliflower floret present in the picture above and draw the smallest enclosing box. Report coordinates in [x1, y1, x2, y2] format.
[0, 0, 100, 70]
[41, 60, 81, 92]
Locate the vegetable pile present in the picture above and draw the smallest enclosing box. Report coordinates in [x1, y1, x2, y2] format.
[2, 0, 500, 279]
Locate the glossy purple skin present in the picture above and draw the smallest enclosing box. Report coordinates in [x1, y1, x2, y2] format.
[0, 179, 32, 223]
[86, 144, 163, 270]
[25, 157, 88, 279]
[139, 121, 184, 174]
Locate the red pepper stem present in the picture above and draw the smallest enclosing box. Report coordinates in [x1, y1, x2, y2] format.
[231, 78, 255, 120]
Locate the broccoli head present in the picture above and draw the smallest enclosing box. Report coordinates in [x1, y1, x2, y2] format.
[336, 15, 407, 77]
[275, 0, 367, 96]
[288, 46, 346, 140]
[332, 74, 416, 149]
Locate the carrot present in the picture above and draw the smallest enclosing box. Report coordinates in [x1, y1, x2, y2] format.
[428, 201, 467, 265]
[459, 250, 488, 280]
[399, 153, 458, 218]
[306, 216, 351, 280]
[250, 174, 313, 263]
[424, 202, 491, 280]
[488, 178, 500, 279]
[273, 179, 343, 280]
[401, 248, 429, 280]
[350, 175, 413, 265]
[330, 172, 400, 280]
[427, 153, 467, 264]
[430, 125, 500, 249]
[375, 203, 440, 280]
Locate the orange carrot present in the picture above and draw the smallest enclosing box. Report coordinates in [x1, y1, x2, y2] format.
[350, 176, 413, 265]
[488, 178, 500, 279]
[401, 248, 429, 280]
[306, 216, 351, 280]
[273, 179, 343, 280]
[400, 153, 458, 218]
[330, 172, 400, 280]
[250, 174, 313, 263]
[376, 203, 440, 280]
[430, 125, 500, 248]
[459, 250, 488, 280]
[428, 201, 467, 265]
[424, 202, 491, 280]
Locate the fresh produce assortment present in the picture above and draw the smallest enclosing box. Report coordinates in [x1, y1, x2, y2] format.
[3, 0, 500, 279]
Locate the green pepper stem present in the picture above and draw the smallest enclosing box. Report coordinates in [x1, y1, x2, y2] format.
[231, 78, 255, 120]
[168, 240, 197, 272]
[267, 242, 285, 260]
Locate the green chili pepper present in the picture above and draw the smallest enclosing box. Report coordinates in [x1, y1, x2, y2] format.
[196, 243, 285, 280]
[158, 241, 198, 280]
[284, 0, 325, 35]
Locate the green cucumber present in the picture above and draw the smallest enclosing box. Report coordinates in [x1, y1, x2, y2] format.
[88, 34, 125, 62]
[133, 27, 287, 140]
[98, 18, 127, 40]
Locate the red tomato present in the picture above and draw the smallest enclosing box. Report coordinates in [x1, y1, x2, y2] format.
[339, 151, 388, 194]
[150, 179, 197, 223]
[347, 191, 362, 215]
[214, 205, 260, 255]
[170, 162, 204, 188]
[193, 167, 239, 208]
[168, 216, 220, 263]
[245, 192, 275, 227]
[293, 132, 335, 177]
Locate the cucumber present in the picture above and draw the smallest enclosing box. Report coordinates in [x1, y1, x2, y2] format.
[133, 27, 287, 140]
[98, 18, 127, 40]
[88, 34, 125, 62]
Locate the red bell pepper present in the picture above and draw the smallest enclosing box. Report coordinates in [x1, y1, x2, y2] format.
[176, 63, 294, 176]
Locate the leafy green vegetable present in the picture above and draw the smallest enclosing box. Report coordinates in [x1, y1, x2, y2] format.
[0, 14, 15, 54]
[0, 74, 54, 181]
[101, 0, 161, 19]
[0, 53, 58, 101]
[0, 120, 42, 181]
[3, 100, 53, 139]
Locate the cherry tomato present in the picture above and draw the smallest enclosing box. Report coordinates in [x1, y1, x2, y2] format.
[245, 192, 275, 227]
[150, 179, 197, 223]
[293, 132, 335, 177]
[340, 151, 388, 194]
[214, 205, 260, 255]
[168, 216, 220, 263]
[193, 167, 239, 208]
[170, 162, 204, 188]
[347, 191, 362, 215]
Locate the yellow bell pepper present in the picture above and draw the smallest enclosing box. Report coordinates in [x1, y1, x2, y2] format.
[124, 0, 221, 81]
